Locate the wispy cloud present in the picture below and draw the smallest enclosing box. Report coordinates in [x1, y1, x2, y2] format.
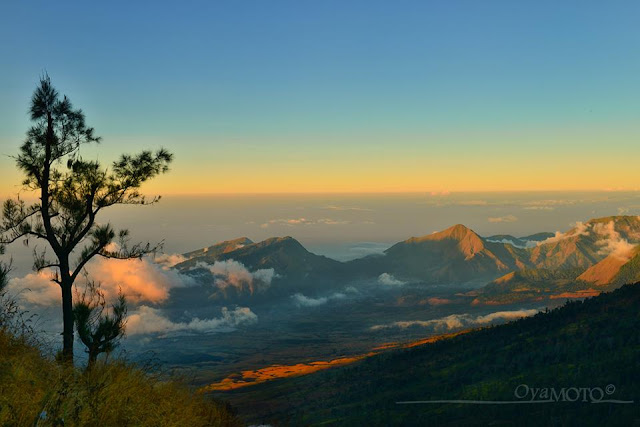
[126, 306, 257, 336]
[592, 220, 636, 260]
[538, 221, 590, 245]
[154, 253, 188, 268]
[378, 273, 405, 286]
[291, 292, 344, 307]
[260, 217, 349, 228]
[291, 287, 358, 307]
[370, 309, 539, 331]
[194, 260, 276, 294]
[488, 215, 518, 223]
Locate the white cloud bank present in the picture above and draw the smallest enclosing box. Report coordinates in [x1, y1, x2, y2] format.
[539, 221, 590, 245]
[537, 220, 637, 260]
[378, 273, 405, 286]
[592, 221, 636, 260]
[370, 309, 539, 332]
[126, 306, 257, 336]
[7, 256, 196, 307]
[195, 260, 276, 294]
[291, 287, 358, 307]
[291, 292, 346, 307]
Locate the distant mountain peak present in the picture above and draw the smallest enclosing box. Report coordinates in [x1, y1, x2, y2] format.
[182, 237, 254, 259]
[409, 224, 478, 242]
[257, 236, 304, 249]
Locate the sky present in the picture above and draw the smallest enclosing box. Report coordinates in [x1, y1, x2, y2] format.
[1, 1, 640, 195]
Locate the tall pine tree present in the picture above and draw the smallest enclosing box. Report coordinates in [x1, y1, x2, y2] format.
[1, 75, 172, 363]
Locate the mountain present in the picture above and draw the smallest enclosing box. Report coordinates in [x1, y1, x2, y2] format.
[174, 236, 346, 300]
[348, 224, 531, 284]
[178, 236, 342, 278]
[473, 216, 640, 303]
[578, 244, 640, 287]
[471, 267, 591, 304]
[172, 216, 640, 303]
[219, 283, 640, 425]
[529, 216, 640, 270]
[182, 237, 254, 260]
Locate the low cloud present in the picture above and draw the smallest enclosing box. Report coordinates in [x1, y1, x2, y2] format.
[291, 292, 346, 307]
[488, 215, 518, 223]
[7, 256, 196, 307]
[370, 309, 539, 332]
[7, 271, 60, 306]
[260, 217, 349, 228]
[88, 257, 195, 303]
[539, 221, 590, 245]
[195, 260, 276, 294]
[378, 273, 405, 286]
[592, 221, 636, 260]
[485, 238, 538, 249]
[291, 287, 358, 307]
[154, 253, 188, 269]
[538, 220, 637, 259]
[126, 306, 257, 336]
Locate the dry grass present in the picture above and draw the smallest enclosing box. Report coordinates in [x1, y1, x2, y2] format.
[0, 328, 241, 426]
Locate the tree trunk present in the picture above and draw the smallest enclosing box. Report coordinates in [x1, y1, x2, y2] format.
[61, 278, 74, 364]
[87, 347, 98, 370]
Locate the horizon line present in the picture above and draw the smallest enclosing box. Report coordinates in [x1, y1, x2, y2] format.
[3, 188, 640, 199]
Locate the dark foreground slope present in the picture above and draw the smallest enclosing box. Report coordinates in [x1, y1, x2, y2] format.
[221, 283, 640, 426]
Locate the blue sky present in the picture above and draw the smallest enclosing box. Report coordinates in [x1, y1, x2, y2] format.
[1, 1, 640, 194]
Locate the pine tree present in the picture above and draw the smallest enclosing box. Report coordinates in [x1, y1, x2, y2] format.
[1, 75, 172, 363]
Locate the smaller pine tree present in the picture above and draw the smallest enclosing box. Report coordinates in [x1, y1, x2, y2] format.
[73, 281, 127, 369]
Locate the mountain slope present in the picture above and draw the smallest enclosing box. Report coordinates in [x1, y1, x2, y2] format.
[350, 224, 531, 284]
[178, 236, 342, 278]
[182, 237, 254, 260]
[530, 216, 640, 270]
[577, 244, 640, 286]
[172, 216, 640, 303]
[220, 283, 640, 426]
[174, 236, 347, 300]
[474, 216, 640, 303]
[0, 328, 241, 426]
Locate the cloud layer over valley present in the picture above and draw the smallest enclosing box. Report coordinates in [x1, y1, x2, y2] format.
[370, 309, 539, 332]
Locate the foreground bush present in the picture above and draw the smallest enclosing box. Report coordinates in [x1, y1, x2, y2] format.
[0, 328, 240, 426]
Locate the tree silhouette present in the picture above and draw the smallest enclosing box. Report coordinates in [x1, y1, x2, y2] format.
[74, 281, 127, 369]
[0, 246, 7, 293]
[0, 75, 172, 363]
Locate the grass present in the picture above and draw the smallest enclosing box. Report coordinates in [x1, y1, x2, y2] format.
[0, 326, 241, 426]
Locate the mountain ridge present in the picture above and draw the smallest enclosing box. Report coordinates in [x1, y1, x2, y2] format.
[172, 215, 640, 304]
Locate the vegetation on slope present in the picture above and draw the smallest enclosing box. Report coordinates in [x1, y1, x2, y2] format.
[0, 327, 241, 426]
[0, 281, 240, 427]
[221, 283, 640, 426]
